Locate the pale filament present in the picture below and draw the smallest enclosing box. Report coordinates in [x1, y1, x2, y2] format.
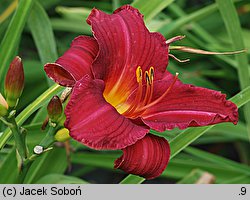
[121, 67, 143, 116]
[122, 66, 179, 118]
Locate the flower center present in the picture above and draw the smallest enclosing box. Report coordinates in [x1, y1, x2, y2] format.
[104, 66, 178, 119]
[120, 66, 153, 117]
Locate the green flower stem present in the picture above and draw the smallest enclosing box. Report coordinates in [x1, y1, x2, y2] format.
[0, 117, 13, 126]
[4, 114, 27, 164]
[18, 126, 57, 183]
[39, 126, 56, 148]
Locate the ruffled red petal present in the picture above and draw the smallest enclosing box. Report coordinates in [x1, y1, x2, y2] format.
[87, 5, 169, 100]
[44, 36, 98, 87]
[64, 75, 149, 150]
[141, 72, 238, 131]
[114, 134, 170, 179]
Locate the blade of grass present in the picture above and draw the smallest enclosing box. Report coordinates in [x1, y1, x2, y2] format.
[221, 175, 250, 184]
[0, 148, 18, 183]
[38, 0, 62, 10]
[159, 2, 219, 36]
[27, 1, 58, 86]
[159, 0, 240, 37]
[0, 18, 10, 42]
[112, 0, 121, 10]
[0, 0, 18, 24]
[216, 0, 250, 142]
[184, 147, 250, 175]
[207, 122, 248, 142]
[35, 174, 88, 184]
[120, 175, 145, 184]
[62, 1, 112, 11]
[131, 0, 174, 22]
[56, 6, 91, 20]
[71, 152, 119, 170]
[235, 142, 250, 165]
[167, 3, 216, 43]
[193, 135, 241, 144]
[177, 169, 215, 184]
[0, 0, 34, 91]
[0, 84, 63, 149]
[165, 158, 247, 183]
[70, 166, 95, 177]
[24, 148, 67, 183]
[51, 18, 91, 34]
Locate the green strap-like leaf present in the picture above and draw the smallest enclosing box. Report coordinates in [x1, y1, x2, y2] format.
[216, 0, 250, 142]
[120, 175, 145, 184]
[0, 149, 18, 183]
[28, 1, 58, 86]
[24, 148, 67, 183]
[159, 2, 218, 36]
[131, 0, 174, 22]
[0, 0, 34, 91]
[184, 147, 250, 176]
[35, 174, 88, 184]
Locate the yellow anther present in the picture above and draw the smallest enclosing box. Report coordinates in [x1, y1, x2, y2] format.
[149, 67, 154, 83]
[136, 66, 142, 83]
[145, 71, 151, 85]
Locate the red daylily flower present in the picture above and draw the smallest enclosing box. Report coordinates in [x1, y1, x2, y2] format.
[44, 5, 238, 179]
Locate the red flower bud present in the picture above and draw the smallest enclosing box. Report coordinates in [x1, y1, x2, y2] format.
[4, 56, 24, 108]
[47, 95, 63, 122]
[0, 93, 8, 117]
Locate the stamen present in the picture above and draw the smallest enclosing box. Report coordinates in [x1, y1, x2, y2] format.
[145, 71, 150, 84]
[122, 66, 143, 116]
[142, 71, 151, 106]
[147, 67, 154, 104]
[169, 54, 190, 63]
[149, 67, 154, 83]
[133, 72, 179, 115]
[169, 46, 247, 55]
[166, 35, 186, 45]
[136, 66, 143, 83]
[121, 66, 178, 119]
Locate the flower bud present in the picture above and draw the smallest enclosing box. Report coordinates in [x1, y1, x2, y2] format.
[4, 56, 24, 108]
[54, 128, 70, 142]
[47, 95, 62, 122]
[0, 93, 8, 117]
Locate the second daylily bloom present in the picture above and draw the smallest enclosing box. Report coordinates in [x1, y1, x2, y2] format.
[44, 5, 238, 179]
